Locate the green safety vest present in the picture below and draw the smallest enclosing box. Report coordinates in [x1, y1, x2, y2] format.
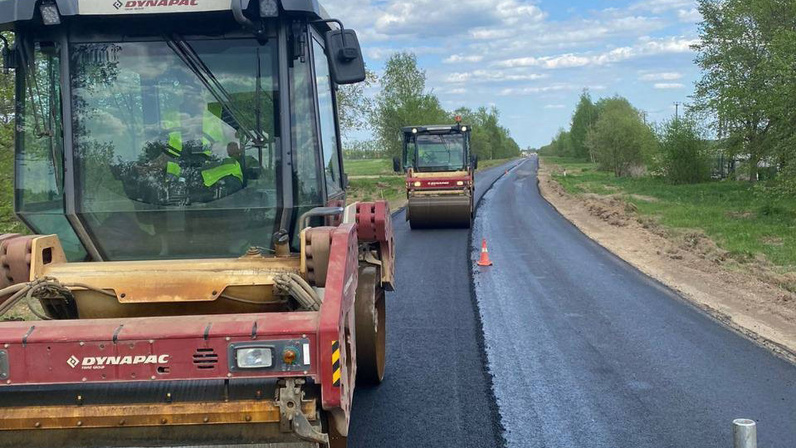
[202, 158, 243, 187]
[203, 103, 224, 147]
[166, 161, 182, 178]
[162, 103, 223, 157]
[162, 108, 183, 158]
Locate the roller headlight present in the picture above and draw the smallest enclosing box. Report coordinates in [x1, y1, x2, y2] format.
[236, 347, 274, 369]
[413, 181, 422, 187]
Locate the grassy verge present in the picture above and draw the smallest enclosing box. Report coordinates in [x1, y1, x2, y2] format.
[345, 159, 396, 177]
[542, 156, 796, 269]
[347, 176, 406, 209]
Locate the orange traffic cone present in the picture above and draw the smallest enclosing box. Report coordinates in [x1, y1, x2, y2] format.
[477, 239, 494, 267]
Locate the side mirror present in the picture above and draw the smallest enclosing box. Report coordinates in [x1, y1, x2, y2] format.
[471, 155, 479, 170]
[325, 29, 366, 85]
[393, 157, 402, 173]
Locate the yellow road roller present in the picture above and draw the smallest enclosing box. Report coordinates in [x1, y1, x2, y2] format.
[394, 119, 476, 229]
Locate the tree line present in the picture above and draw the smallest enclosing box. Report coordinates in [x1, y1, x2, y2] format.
[539, 91, 710, 184]
[340, 52, 521, 161]
[540, 0, 796, 193]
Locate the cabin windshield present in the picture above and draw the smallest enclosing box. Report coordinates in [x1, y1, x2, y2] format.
[411, 133, 467, 172]
[16, 34, 285, 261]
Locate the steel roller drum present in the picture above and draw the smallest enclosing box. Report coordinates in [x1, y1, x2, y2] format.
[408, 195, 472, 229]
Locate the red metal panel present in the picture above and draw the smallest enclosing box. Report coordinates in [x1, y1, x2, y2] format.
[318, 224, 358, 425]
[356, 201, 392, 243]
[356, 203, 376, 242]
[0, 313, 320, 386]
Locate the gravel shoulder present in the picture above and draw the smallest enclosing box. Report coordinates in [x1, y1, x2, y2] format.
[537, 158, 796, 361]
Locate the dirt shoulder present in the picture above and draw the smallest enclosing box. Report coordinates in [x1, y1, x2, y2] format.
[537, 159, 796, 361]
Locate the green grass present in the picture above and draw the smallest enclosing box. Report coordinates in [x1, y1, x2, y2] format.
[347, 176, 406, 207]
[543, 156, 796, 269]
[344, 159, 396, 177]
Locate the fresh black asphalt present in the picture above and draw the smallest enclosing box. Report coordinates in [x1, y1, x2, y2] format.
[472, 157, 796, 448]
[349, 162, 517, 448]
[350, 156, 795, 448]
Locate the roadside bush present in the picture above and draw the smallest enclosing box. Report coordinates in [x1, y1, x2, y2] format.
[586, 97, 657, 177]
[657, 117, 712, 184]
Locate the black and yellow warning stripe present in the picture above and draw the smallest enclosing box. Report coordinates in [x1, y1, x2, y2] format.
[332, 341, 341, 387]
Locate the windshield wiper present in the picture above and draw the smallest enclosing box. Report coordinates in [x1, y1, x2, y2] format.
[19, 39, 63, 191]
[166, 35, 266, 147]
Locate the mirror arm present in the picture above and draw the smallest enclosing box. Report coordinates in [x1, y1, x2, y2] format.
[232, 0, 266, 37]
[311, 19, 347, 44]
[312, 18, 358, 62]
[0, 35, 9, 74]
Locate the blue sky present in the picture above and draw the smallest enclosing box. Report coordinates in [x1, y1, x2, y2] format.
[323, 0, 703, 149]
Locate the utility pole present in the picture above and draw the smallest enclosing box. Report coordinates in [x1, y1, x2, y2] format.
[674, 102, 682, 121]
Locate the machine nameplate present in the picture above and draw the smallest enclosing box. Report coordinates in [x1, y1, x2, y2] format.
[77, 0, 231, 15]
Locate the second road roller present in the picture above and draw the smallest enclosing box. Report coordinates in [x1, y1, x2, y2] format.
[394, 118, 477, 229]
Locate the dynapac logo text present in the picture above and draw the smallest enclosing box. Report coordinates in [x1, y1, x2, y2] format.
[67, 354, 170, 370]
[122, 0, 200, 8]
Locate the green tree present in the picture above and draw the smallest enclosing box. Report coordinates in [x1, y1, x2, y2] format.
[337, 67, 377, 141]
[657, 116, 712, 184]
[587, 97, 657, 177]
[570, 90, 599, 160]
[372, 52, 448, 158]
[553, 128, 573, 157]
[1, 32, 16, 232]
[764, 2, 796, 195]
[452, 106, 520, 161]
[693, 0, 778, 182]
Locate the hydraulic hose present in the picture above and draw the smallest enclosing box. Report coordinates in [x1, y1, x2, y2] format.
[274, 273, 323, 311]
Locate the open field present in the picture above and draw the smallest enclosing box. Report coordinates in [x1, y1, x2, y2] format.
[543, 156, 796, 271]
[345, 159, 396, 177]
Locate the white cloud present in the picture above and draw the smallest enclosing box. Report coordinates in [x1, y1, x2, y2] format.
[677, 8, 703, 23]
[544, 104, 567, 109]
[640, 72, 683, 81]
[654, 83, 685, 89]
[374, 0, 545, 37]
[630, 0, 695, 14]
[446, 70, 547, 84]
[444, 54, 485, 64]
[497, 37, 699, 69]
[499, 84, 606, 96]
[450, 88, 467, 94]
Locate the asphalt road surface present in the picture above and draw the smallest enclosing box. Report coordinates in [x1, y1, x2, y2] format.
[351, 156, 795, 447]
[349, 162, 519, 448]
[472, 157, 796, 447]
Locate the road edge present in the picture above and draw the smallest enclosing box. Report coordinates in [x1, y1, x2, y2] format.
[535, 160, 796, 365]
[464, 158, 527, 448]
